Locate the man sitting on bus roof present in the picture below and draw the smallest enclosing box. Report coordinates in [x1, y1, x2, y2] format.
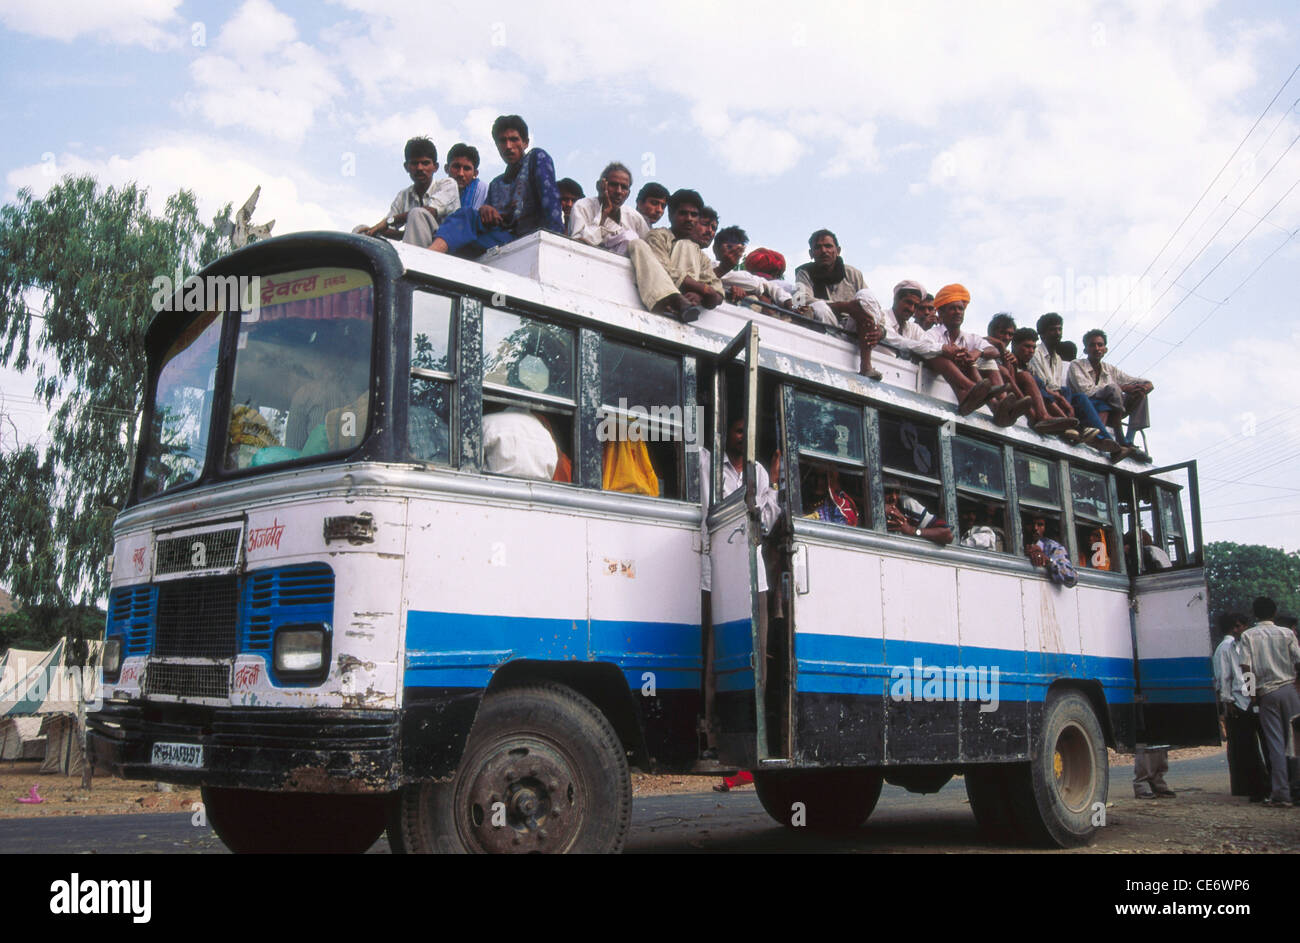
[922, 284, 999, 416]
[429, 115, 564, 257]
[636, 182, 670, 227]
[354, 136, 460, 245]
[794, 230, 884, 380]
[1067, 329, 1152, 462]
[626, 188, 723, 323]
[1004, 327, 1078, 436]
[883, 478, 952, 545]
[567, 162, 649, 256]
[696, 207, 720, 249]
[880, 280, 941, 359]
[445, 143, 487, 214]
[556, 178, 584, 232]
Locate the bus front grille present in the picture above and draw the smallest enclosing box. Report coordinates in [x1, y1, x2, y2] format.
[143, 662, 231, 700]
[155, 577, 239, 658]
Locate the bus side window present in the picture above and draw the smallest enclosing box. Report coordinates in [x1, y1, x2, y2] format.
[409, 290, 455, 465]
[953, 437, 1008, 552]
[1070, 468, 1116, 570]
[599, 339, 683, 499]
[790, 391, 866, 527]
[880, 414, 943, 534]
[481, 306, 576, 482]
[1015, 450, 1063, 560]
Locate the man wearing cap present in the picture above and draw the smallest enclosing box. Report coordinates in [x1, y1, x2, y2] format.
[923, 284, 1000, 416]
[794, 229, 884, 380]
[626, 188, 723, 322]
[880, 280, 942, 359]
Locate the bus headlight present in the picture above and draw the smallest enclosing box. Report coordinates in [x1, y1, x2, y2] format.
[102, 639, 123, 682]
[273, 625, 331, 681]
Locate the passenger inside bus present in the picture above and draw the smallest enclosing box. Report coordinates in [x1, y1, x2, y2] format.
[958, 503, 1003, 552]
[801, 462, 860, 526]
[1024, 514, 1077, 586]
[884, 477, 953, 545]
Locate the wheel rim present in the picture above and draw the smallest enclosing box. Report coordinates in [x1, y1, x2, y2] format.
[1052, 721, 1095, 814]
[454, 736, 585, 853]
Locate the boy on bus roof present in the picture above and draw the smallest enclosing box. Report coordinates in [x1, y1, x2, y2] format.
[445, 143, 487, 213]
[354, 136, 460, 245]
[636, 182, 670, 226]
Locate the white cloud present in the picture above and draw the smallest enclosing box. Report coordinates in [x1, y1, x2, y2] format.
[184, 0, 342, 143]
[5, 142, 354, 235]
[0, 0, 181, 49]
[356, 108, 463, 157]
[691, 105, 804, 179]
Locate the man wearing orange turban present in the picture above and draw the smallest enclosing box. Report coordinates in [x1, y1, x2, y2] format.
[922, 284, 1001, 416]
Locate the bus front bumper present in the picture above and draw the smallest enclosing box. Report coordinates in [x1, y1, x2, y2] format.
[88, 701, 401, 793]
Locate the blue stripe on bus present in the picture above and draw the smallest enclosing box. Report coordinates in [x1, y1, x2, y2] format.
[794, 633, 1213, 704]
[403, 611, 1213, 704]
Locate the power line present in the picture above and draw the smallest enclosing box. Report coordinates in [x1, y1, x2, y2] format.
[1099, 59, 1300, 331]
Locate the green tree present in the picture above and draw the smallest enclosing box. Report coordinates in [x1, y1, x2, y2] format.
[0, 176, 230, 610]
[1204, 540, 1300, 626]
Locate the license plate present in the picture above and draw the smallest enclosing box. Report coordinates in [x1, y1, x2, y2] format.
[151, 742, 204, 769]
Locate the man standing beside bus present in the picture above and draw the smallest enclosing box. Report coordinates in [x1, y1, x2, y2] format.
[1214, 611, 1268, 802]
[1239, 596, 1300, 806]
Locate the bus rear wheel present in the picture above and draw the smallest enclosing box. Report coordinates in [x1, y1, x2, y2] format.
[1012, 690, 1108, 847]
[753, 768, 883, 832]
[389, 683, 631, 854]
[201, 787, 387, 854]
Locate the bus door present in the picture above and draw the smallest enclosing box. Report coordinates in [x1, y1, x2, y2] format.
[1123, 460, 1219, 746]
[706, 323, 768, 767]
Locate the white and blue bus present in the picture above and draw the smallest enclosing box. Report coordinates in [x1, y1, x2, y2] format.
[89, 230, 1218, 853]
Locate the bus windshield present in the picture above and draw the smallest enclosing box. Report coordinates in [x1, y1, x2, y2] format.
[223, 266, 374, 473]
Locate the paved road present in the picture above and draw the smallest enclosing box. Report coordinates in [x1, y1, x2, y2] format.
[0, 753, 1267, 854]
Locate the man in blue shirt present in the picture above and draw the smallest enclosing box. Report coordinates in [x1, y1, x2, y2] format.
[430, 115, 564, 257]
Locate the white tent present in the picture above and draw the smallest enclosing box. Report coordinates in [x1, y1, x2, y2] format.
[0, 639, 103, 774]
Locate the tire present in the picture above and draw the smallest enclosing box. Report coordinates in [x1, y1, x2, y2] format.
[202, 787, 388, 854]
[753, 768, 884, 832]
[1010, 690, 1108, 848]
[389, 683, 631, 854]
[963, 765, 1021, 840]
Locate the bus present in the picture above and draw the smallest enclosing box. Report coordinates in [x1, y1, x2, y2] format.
[88, 229, 1218, 853]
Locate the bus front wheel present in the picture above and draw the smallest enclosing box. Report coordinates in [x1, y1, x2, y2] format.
[202, 787, 388, 854]
[753, 768, 883, 832]
[1014, 690, 1108, 847]
[389, 683, 631, 854]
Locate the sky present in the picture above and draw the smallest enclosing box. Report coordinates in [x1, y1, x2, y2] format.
[1, 0, 1299, 553]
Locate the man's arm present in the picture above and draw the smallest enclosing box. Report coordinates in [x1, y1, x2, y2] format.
[530, 149, 565, 235]
[567, 198, 608, 246]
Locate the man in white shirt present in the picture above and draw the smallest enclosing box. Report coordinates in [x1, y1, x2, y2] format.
[1213, 611, 1268, 801]
[568, 163, 649, 256]
[355, 137, 460, 246]
[880, 280, 942, 360]
[1067, 329, 1153, 461]
[482, 409, 557, 480]
[923, 284, 1006, 417]
[1238, 596, 1300, 805]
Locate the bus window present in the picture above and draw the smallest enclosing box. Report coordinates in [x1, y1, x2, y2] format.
[1071, 468, 1115, 571]
[599, 339, 683, 498]
[791, 391, 866, 527]
[1015, 451, 1062, 556]
[141, 308, 222, 498]
[481, 307, 575, 482]
[224, 267, 375, 471]
[409, 291, 455, 465]
[1155, 484, 1190, 566]
[880, 415, 943, 532]
[952, 437, 1007, 552]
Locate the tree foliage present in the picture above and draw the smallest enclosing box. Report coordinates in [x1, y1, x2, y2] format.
[1204, 540, 1300, 626]
[0, 176, 230, 608]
